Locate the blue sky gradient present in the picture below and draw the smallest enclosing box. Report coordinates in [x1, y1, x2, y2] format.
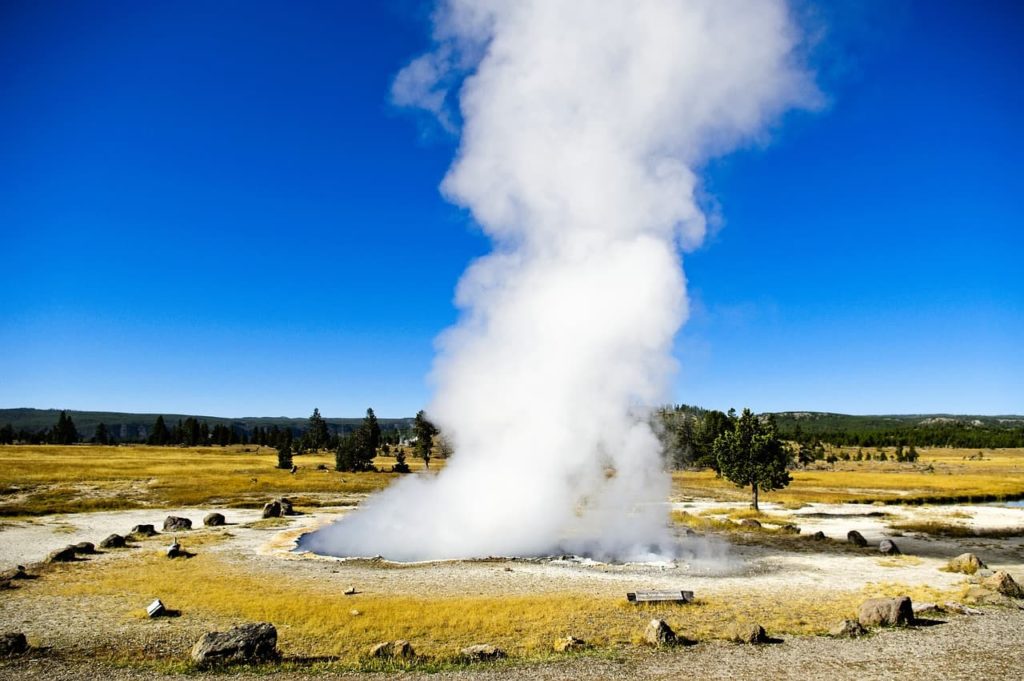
[1, 1, 1021, 417]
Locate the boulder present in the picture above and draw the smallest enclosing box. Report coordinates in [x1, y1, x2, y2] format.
[277, 498, 294, 515]
[163, 516, 192, 532]
[46, 545, 77, 563]
[858, 597, 914, 627]
[847, 530, 868, 547]
[204, 513, 226, 527]
[739, 518, 761, 528]
[131, 524, 158, 537]
[809, 531, 826, 541]
[879, 539, 901, 555]
[460, 644, 506, 661]
[99, 534, 127, 549]
[190, 622, 278, 667]
[728, 622, 769, 644]
[262, 501, 283, 519]
[982, 570, 1023, 598]
[643, 619, 677, 646]
[73, 541, 96, 554]
[369, 640, 415, 659]
[0, 632, 28, 657]
[553, 636, 586, 653]
[829, 619, 867, 638]
[947, 553, 986, 575]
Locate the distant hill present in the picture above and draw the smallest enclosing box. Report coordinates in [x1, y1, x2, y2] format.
[0, 408, 414, 441]
[769, 411, 1024, 448]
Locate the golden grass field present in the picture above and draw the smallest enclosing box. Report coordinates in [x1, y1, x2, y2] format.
[0, 445, 437, 516]
[673, 446, 1024, 506]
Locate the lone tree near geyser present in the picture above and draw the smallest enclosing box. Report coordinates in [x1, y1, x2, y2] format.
[414, 410, 438, 469]
[713, 408, 790, 511]
[276, 442, 293, 470]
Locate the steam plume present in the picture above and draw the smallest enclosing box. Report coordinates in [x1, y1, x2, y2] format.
[301, 0, 815, 561]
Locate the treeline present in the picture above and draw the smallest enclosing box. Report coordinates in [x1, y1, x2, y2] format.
[657, 404, 1024, 469]
[0, 408, 414, 449]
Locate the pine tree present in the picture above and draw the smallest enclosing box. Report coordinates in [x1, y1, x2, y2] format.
[363, 408, 381, 453]
[305, 408, 330, 451]
[52, 411, 79, 444]
[277, 442, 293, 470]
[713, 409, 790, 511]
[393, 446, 410, 473]
[414, 410, 438, 469]
[148, 415, 170, 445]
[94, 422, 110, 445]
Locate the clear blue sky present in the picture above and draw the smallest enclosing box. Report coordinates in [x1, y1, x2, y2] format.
[1, 1, 1021, 418]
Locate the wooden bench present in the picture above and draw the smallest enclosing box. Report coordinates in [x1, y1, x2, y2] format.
[626, 590, 694, 604]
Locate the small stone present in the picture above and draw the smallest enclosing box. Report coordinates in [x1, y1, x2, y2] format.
[553, 636, 586, 653]
[728, 622, 769, 644]
[369, 640, 415, 659]
[73, 542, 96, 554]
[100, 534, 127, 549]
[829, 619, 867, 638]
[858, 596, 914, 627]
[344, 586, 357, 595]
[947, 553, 986, 575]
[350, 609, 361, 616]
[0, 632, 29, 657]
[46, 545, 77, 562]
[739, 518, 761, 528]
[847, 530, 868, 547]
[204, 513, 226, 527]
[163, 516, 192, 532]
[643, 619, 677, 646]
[130, 524, 158, 537]
[460, 643, 506, 661]
[982, 570, 1023, 598]
[879, 539, 901, 555]
[809, 531, 826, 541]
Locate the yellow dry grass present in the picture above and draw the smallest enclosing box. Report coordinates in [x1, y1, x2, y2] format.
[0, 445, 440, 516]
[24, 550, 953, 663]
[674, 447, 1024, 505]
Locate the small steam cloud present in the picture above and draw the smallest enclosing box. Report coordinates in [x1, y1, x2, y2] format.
[301, 0, 816, 562]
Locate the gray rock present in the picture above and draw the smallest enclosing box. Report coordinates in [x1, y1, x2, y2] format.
[130, 524, 158, 537]
[947, 553, 986, 575]
[739, 518, 761, 528]
[46, 545, 77, 562]
[780, 524, 801, 534]
[847, 530, 868, 547]
[944, 601, 983, 615]
[729, 622, 770, 644]
[163, 516, 192, 532]
[0, 632, 28, 657]
[879, 539, 901, 555]
[204, 513, 226, 527]
[277, 498, 294, 515]
[460, 643, 506, 661]
[553, 636, 586, 652]
[99, 534, 127, 549]
[190, 622, 278, 667]
[369, 640, 415, 659]
[829, 619, 867, 638]
[809, 531, 826, 541]
[262, 501, 283, 519]
[858, 596, 914, 627]
[643, 618, 677, 645]
[73, 542, 96, 554]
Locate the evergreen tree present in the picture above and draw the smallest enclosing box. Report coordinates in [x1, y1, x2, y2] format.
[52, 411, 79, 444]
[414, 410, 438, 469]
[305, 408, 330, 451]
[393, 446, 410, 473]
[277, 442, 293, 470]
[94, 422, 110, 445]
[713, 409, 791, 511]
[363, 408, 381, 453]
[148, 415, 170, 445]
[0, 424, 14, 445]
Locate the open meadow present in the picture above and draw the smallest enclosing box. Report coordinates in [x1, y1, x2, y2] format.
[1, 444, 1023, 679]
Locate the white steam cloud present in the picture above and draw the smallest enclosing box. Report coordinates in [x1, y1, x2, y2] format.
[301, 0, 816, 562]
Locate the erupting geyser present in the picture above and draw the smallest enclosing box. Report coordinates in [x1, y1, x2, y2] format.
[300, 0, 816, 562]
